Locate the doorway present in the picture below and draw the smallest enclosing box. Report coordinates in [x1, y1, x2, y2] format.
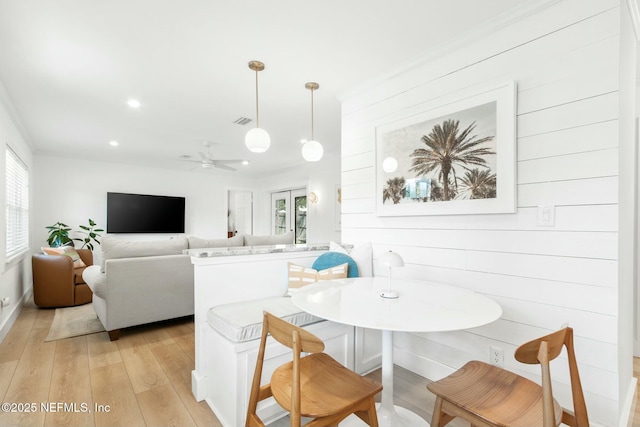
[228, 190, 253, 237]
[271, 188, 307, 244]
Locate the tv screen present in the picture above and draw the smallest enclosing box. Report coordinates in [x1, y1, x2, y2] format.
[107, 192, 185, 233]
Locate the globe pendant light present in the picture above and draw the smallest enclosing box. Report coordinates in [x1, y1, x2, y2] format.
[301, 82, 323, 162]
[245, 61, 271, 153]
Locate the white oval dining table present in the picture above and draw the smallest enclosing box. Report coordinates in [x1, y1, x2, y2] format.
[291, 276, 502, 427]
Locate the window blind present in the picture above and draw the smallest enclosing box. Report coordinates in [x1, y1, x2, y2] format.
[5, 147, 29, 259]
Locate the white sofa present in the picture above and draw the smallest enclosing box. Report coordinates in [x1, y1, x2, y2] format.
[82, 232, 295, 340]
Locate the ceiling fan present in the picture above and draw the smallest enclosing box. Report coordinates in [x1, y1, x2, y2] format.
[182, 142, 246, 171]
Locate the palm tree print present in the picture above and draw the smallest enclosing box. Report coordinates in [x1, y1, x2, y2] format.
[410, 119, 495, 201]
[383, 177, 406, 204]
[429, 177, 458, 202]
[458, 168, 496, 199]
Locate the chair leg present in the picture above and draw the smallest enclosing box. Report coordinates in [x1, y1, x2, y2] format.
[354, 396, 379, 427]
[431, 396, 456, 427]
[108, 329, 120, 341]
[367, 395, 379, 427]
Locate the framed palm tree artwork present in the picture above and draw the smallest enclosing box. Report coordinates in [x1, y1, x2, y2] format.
[376, 80, 516, 216]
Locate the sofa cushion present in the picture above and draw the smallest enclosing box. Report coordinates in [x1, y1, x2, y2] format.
[41, 246, 86, 268]
[188, 234, 244, 249]
[243, 231, 294, 246]
[100, 236, 188, 271]
[207, 296, 323, 343]
[287, 262, 348, 295]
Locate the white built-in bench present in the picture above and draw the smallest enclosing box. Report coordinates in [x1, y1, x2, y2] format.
[189, 244, 381, 427]
[205, 296, 354, 426]
[207, 296, 324, 343]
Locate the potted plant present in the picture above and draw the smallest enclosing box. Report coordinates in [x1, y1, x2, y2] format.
[74, 219, 104, 251]
[45, 219, 104, 250]
[45, 222, 74, 247]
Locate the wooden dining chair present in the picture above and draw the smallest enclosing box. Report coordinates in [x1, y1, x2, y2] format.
[426, 327, 589, 427]
[245, 312, 382, 427]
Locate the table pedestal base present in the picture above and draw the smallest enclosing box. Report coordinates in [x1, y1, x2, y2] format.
[339, 403, 429, 427]
[377, 403, 429, 427]
[338, 329, 430, 426]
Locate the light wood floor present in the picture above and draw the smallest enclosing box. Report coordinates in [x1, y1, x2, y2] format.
[0, 300, 638, 426]
[630, 358, 640, 427]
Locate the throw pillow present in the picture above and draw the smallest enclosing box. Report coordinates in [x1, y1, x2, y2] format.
[41, 246, 86, 268]
[287, 262, 348, 295]
[312, 252, 359, 278]
[329, 241, 373, 277]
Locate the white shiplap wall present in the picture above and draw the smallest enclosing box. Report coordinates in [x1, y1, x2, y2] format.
[340, 0, 623, 425]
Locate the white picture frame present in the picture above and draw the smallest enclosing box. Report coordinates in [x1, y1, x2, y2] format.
[376, 81, 516, 216]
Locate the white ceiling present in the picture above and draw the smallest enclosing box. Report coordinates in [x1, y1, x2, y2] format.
[0, 0, 528, 178]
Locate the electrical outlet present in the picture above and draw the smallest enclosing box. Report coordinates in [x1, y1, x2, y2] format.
[490, 346, 504, 366]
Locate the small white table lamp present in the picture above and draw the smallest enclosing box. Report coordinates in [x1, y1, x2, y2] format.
[379, 250, 404, 299]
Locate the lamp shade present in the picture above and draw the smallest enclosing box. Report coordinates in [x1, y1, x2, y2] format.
[301, 140, 323, 161]
[245, 127, 271, 153]
[379, 250, 404, 269]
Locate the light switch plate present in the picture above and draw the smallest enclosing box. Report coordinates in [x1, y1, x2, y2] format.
[537, 205, 555, 227]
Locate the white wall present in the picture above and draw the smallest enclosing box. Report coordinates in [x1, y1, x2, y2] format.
[32, 155, 257, 254]
[0, 82, 34, 342]
[32, 151, 342, 253]
[618, 0, 638, 418]
[253, 151, 341, 243]
[340, 0, 624, 425]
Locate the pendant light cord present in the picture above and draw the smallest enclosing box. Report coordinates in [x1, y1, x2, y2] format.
[310, 87, 314, 140]
[255, 69, 260, 128]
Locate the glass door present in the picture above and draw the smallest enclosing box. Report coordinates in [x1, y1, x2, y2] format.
[271, 191, 289, 236]
[294, 192, 307, 244]
[271, 188, 307, 243]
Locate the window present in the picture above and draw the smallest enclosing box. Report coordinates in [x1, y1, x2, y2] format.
[5, 146, 29, 260]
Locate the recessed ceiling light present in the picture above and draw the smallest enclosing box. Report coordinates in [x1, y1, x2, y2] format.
[109, 140, 119, 147]
[127, 99, 141, 108]
[242, 160, 249, 166]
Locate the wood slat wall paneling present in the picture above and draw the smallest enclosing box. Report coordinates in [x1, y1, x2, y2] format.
[518, 120, 618, 161]
[341, 205, 618, 232]
[340, 0, 622, 423]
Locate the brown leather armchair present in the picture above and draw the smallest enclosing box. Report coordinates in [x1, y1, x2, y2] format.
[32, 249, 93, 308]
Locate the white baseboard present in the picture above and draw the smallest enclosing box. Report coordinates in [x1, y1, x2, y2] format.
[620, 377, 638, 427]
[393, 346, 455, 381]
[191, 370, 206, 402]
[0, 290, 29, 344]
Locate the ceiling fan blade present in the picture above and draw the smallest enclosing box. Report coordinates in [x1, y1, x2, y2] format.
[214, 164, 237, 172]
[180, 159, 204, 164]
[213, 159, 244, 165]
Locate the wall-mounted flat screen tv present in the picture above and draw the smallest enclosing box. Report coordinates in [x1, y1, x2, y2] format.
[107, 192, 185, 233]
